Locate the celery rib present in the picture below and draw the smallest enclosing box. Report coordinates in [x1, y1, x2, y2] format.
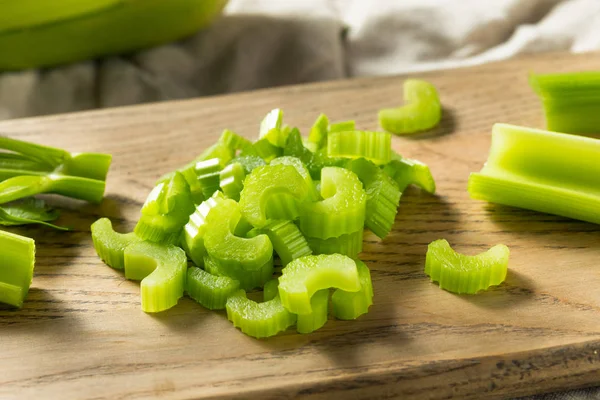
[0, 229, 35, 308]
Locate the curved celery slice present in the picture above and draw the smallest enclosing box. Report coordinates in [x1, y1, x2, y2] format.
[186, 266, 240, 310]
[259, 109, 284, 146]
[204, 255, 273, 290]
[298, 167, 366, 239]
[329, 120, 355, 133]
[91, 218, 141, 270]
[278, 254, 361, 315]
[195, 158, 222, 199]
[248, 220, 312, 266]
[383, 153, 436, 193]
[219, 129, 253, 154]
[308, 113, 329, 149]
[134, 172, 195, 245]
[327, 131, 391, 165]
[379, 79, 442, 135]
[239, 164, 309, 228]
[425, 239, 509, 294]
[332, 260, 373, 320]
[226, 289, 296, 338]
[229, 155, 266, 175]
[0, 230, 35, 308]
[204, 199, 273, 271]
[219, 162, 245, 201]
[270, 156, 319, 200]
[124, 241, 187, 313]
[306, 230, 363, 258]
[253, 138, 282, 162]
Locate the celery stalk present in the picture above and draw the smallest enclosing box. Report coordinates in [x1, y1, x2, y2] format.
[0, 229, 35, 308]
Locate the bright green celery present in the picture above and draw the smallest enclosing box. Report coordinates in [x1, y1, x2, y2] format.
[347, 158, 401, 238]
[239, 164, 309, 228]
[195, 158, 222, 199]
[379, 79, 442, 135]
[327, 130, 391, 165]
[230, 155, 266, 175]
[134, 172, 195, 245]
[425, 239, 509, 294]
[298, 167, 366, 239]
[91, 218, 141, 270]
[329, 120, 355, 133]
[226, 289, 296, 338]
[186, 266, 240, 310]
[529, 71, 600, 134]
[0, 174, 106, 204]
[0, 198, 67, 230]
[219, 129, 253, 155]
[278, 254, 360, 315]
[252, 138, 283, 162]
[247, 220, 312, 266]
[308, 113, 329, 149]
[270, 156, 319, 200]
[219, 162, 245, 201]
[124, 241, 187, 312]
[332, 260, 373, 320]
[383, 152, 436, 193]
[259, 108, 284, 146]
[204, 255, 273, 290]
[0, 229, 35, 308]
[468, 123, 600, 224]
[306, 230, 363, 258]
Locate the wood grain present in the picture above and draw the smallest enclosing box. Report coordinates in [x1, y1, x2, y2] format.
[1, 51, 600, 400]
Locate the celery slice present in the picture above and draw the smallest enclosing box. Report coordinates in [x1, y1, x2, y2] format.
[379, 79, 442, 135]
[308, 113, 329, 149]
[332, 260, 373, 320]
[270, 156, 319, 200]
[219, 162, 245, 201]
[327, 131, 392, 165]
[278, 254, 361, 315]
[230, 155, 266, 175]
[186, 266, 240, 310]
[425, 239, 509, 294]
[468, 123, 600, 224]
[383, 153, 436, 193]
[0, 229, 35, 308]
[259, 109, 284, 146]
[329, 120, 356, 133]
[263, 278, 280, 302]
[91, 218, 141, 270]
[247, 220, 312, 266]
[219, 129, 253, 155]
[124, 241, 187, 313]
[306, 230, 363, 258]
[195, 158, 222, 199]
[253, 138, 283, 162]
[204, 255, 273, 291]
[298, 167, 366, 239]
[197, 142, 234, 167]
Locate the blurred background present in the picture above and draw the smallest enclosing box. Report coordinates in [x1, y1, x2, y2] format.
[0, 0, 598, 121]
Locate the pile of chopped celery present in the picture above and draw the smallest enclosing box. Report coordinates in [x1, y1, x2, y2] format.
[92, 109, 436, 338]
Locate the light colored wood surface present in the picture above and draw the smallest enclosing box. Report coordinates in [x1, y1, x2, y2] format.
[1, 52, 600, 400]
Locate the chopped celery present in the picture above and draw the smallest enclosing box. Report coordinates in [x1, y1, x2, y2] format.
[379, 79, 442, 135]
[124, 241, 187, 313]
[0, 229, 35, 308]
[468, 123, 600, 224]
[308, 113, 329, 149]
[226, 289, 296, 338]
[298, 167, 366, 239]
[259, 108, 284, 146]
[306, 230, 363, 258]
[204, 255, 273, 290]
[91, 218, 141, 270]
[196, 142, 234, 167]
[253, 138, 283, 162]
[186, 266, 240, 310]
[263, 278, 280, 302]
[270, 156, 319, 200]
[219, 162, 245, 201]
[332, 260, 373, 320]
[195, 158, 222, 199]
[284, 128, 315, 168]
[278, 254, 361, 315]
[383, 153, 436, 193]
[247, 220, 312, 266]
[230, 155, 266, 175]
[0, 198, 67, 230]
[425, 239, 509, 294]
[327, 130, 391, 165]
[219, 129, 253, 155]
[329, 120, 355, 133]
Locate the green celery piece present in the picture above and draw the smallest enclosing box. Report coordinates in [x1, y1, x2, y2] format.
[383, 152, 436, 193]
[55, 152, 113, 181]
[263, 278, 280, 302]
[0, 229, 35, 308]
[0, 174, 106, 204]
[379, 79, 442, 135]
[259, 108, 284, 145]
[278, 254, 361, 315]
[270, 156, 319, 200]
[0, 153, 52, 175]
[253, 138, 282, 162]
[247, 220, 312, 266]
[157, 161, 203, 205]
[239, 164, 309, 228]
[329, 120, 356, 133]
[219, 129, 254, 155]
[263, 128, 290, 149]
[332, 260, 373, 320]
[204, 255, 273, 291]
[468, 123, 600, 224]
[425, 239, 509, 294]
[298, 167, 366, 239]
[124, 241, 187, 313]
[306, 230, 363, 258]
[197, 142, 234, 167]
[219, 162, 245, 201]
[134, 172, 195, 245]
[229, 155, 266, 175]
[195, 158, 222, 199]
[186, 266, 240, 310]
[308, 113, 329, 149]
[327, 131, 392, 165]
[284, 128, 314, 167]
[204, 199, 274, 271]
[91, 218, 141, 270]
[284, 128, 346, 180]
[0, 198, 67, 230]
[226, 289, 296, 339]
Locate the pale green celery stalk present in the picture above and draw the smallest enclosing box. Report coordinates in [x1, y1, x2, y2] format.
[0, 229, 35, 308]
[468, 123, 600, 224]
[0, 174, 106, 204]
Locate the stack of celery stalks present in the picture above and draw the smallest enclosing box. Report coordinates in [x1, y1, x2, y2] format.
[0, 72, 597, 339]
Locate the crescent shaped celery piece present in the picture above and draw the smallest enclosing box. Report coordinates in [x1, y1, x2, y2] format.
[91, 218, 141, 270]
[230, 155, 266, 175]
[383, 152, 436, 194]
[327, 130, 392, 165]
[226, 289, 296, 339]
[270, 156, 319, 200]
[306, 230, 363, 258]
[123, 241, 187, 313]
[425, 239, 509, 294]
[219, 162, 245, 201]
[468, 123, 600, 224]
[298, 167, 366, 239]
[0, 229, 35, 308]
[332, 260, 373, 320]
[204, 255, 273, 291]
[247, 220, 312, 266]
[278, 254, 361, 315]
[259, 109, 284, 146]
[378, 79, 442, 135]
[219, 129, 254, 155]
[252, 138, 283, 162]
[134, 172, 195, 245]
[239, 164, 309, 228]
[204, 199, 274, 271]
[186, 266, 240, 310]
[308, 113, 329, 149]
[329, 120, 356, 133]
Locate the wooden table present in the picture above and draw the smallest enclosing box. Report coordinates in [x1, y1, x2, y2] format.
[1, 52, 599, 400]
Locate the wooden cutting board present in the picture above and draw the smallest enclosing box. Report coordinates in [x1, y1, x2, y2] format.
[1, 51, 599, 400]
